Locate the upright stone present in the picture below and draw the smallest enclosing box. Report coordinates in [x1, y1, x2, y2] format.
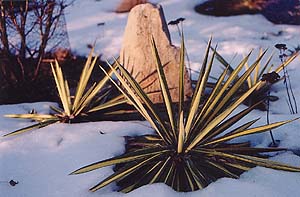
[115, 0, 148, 13]
[120, 3, 193, 103]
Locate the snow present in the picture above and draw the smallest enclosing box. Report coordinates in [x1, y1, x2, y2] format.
[1, 0, 300, 196]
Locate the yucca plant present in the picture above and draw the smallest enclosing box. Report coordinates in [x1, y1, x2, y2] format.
[71, 36, 300, 193]
[3, 49, 127, 137]
[213, 47, 298, 110]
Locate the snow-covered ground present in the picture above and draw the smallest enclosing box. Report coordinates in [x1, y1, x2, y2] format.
[1, 0, 300, 196]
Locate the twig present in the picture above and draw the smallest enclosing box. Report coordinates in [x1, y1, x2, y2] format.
[275, 43, 298, 114]
[267, 91, 276, 146]
[168, 18, 192, 76]
[286, 69, 298, 113]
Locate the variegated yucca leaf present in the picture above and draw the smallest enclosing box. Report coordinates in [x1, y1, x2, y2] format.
[4, 49, 127, 137]
[213, 48, 298, 86]
[213, 47, 299, 110]
[3, 119, 60, 137]
[71, 37, 300, 193]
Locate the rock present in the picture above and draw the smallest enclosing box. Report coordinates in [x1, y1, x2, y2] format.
[262, 0, 300, 25]
[194, 0, 265, 16]
[194, 0, 300, 25]
[115, 0, 148, 13]
[120, 3, 193, 103]
[53, 48, 72, 62]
